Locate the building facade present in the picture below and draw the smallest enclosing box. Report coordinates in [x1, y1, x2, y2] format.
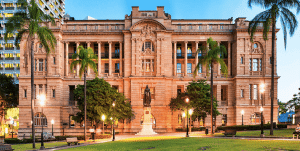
[18, 6, 279, 136]
[0, 0, 65, 84]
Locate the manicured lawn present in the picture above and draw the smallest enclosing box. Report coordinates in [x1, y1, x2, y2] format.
[236, 129, 295, 137]
[61, 137, 300, 151]
[11, 141, 66, 151]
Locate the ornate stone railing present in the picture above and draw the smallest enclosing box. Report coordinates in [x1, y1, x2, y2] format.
[62, 24, 125, 32]
[172, 24, 235, 32]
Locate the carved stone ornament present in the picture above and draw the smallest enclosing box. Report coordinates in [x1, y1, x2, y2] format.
[141, 24, 156, 39]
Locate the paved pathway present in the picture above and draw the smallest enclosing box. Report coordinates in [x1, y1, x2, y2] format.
[33, 132, 300, 151]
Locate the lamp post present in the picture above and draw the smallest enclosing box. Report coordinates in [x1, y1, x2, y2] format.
[112, 101, 115, 141]
[39, 94, 46, 150]
[186, 97, 189, 137]
[51, 119, 54, 136]
[241, 110, 244, 126]
[188, 109, 193, 133]
[260, 106, 264, 137]
[102, 115, 105, 135]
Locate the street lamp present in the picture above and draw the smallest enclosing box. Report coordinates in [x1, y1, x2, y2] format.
[188, 109, 193, 133]
[112, 101, 115, 141]
[10, 118, 14, 138]
[51, 119, 54, 136]
[102, 115, 105, 135]
[260, 106, 264, 137]
[241, 110, 244, 126]
[39, 94, 46, 150]
[185, 97, 189, 137]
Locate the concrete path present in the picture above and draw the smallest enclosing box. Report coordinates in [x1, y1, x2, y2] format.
[33, 132, 300, 150]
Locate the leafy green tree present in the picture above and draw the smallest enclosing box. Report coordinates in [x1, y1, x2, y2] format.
[194, 37, 227, 134]
[70, 46, 97, 141]
[278, 101, 288, 114]
[169, 80, 220, 128]
[248, 0, 300, 135]
[4, 0, 57, 147]
[286, 89, 300, 113]
[73, 78, 133, 128]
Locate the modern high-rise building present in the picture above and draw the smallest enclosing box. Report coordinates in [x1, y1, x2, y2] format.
[18, 6, 279, 136]
[0, 0, 65, 84]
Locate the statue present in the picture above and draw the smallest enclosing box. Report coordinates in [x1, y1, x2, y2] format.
[143, 85, 151, 107]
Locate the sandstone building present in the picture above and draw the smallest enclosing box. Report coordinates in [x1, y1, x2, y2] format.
[18, 6, 279, 136]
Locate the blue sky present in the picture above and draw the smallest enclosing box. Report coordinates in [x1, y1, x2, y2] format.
[65, 0, 300, 102]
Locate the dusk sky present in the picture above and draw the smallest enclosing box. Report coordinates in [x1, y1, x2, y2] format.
[65, 0, 300, 103]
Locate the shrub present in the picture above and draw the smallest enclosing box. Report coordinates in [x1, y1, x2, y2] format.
[55, 134, 111, 141]
[175, 127, 206, 132]
[216, 124, 280, 131]
[5, 138, 22, 144]
[277, 124, 287, 129]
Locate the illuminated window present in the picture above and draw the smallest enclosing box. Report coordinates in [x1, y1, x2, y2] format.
[187, 45, 192, 57]
[187, 63, 192, 73]
[4, 13, 13, 18]
[39, 0, 44, 6]
[49, 4, 54, 9]
[177, 44, 182, 57]
[69, 115, 75, 128]
[253, 85, 258, 100]
[15, 74, 19, 77]
[5, 43, 13, 48]
[5, 3, 13, 7]
[177, 63, 181, 73]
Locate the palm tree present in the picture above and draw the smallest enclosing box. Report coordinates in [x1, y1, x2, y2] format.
[4, 0, 56, 148]
[248, 0, 300, 135]
[194, 37, 228, 134]
[70, 46, 98, 141]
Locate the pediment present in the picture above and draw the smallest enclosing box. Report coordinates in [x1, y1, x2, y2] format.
[130, 19, 167, 31]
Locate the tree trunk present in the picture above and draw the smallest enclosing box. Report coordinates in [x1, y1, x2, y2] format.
[270, 14, 276, 136]
[30, 41, 35, 148]
[210, 62, 214, 134]
[84, 69, 87, 141]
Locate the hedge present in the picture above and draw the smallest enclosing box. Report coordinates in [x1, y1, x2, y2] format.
[216, 124, 288, 131]
[55, 134, 111, 141]
[4, 138, 23, 144]
[175, 127, 206, 132]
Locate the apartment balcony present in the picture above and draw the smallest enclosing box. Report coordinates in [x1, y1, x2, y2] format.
[5, 68, 14, 70]
[16, 67, 20, 70]
[0, 18, 3, 21]
[5, 48, 14, 50]
[0, 58, 3, 60]
[112, 53, 120, 59]
[5, 7, 15, 10]
[5, 58, 14, 60]
[0, 7, 3, 10]
[0, 68, 3, 71]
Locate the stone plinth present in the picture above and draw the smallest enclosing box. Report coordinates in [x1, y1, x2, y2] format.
[136, 107, 157, 135]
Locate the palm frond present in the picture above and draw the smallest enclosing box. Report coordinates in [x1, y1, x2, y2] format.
[37, 27, 56, 54]
[248, 9, 272, 41]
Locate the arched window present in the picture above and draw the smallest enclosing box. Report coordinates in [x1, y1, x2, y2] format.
[254, 43, 258, 49]
[34, 112, 47, 127]
[142, 41, 154, 52]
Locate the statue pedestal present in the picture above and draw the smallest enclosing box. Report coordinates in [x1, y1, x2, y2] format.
[136, 107, 157, 135]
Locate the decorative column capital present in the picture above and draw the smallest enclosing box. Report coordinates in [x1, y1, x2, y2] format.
[184, 41, 188, 44]
[172, 41, 177, 44]
[108, 41, 112, 44]
[86, 41, 91, 45]
[97, 41, 102, 44]
[75, 41, 80, 45]
[195, 41, 199, 44]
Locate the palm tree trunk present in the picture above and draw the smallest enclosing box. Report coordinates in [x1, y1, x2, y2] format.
[84, 69, 87, 141]
[211, 62, 214, 134]
[30, 41, 35, 148]
[270, 14, 276, 136]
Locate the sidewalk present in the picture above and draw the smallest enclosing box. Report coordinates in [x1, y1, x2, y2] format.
[30, 132, 300, 150]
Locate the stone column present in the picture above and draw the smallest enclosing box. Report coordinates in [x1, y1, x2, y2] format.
[108, 41, 112, 76]
[119, 42, 123, 76]
[87, 42, 91, 75]
[76, 42, 80, 76]
[184, 41, 188, 76]
[217, 85, 221, 107]
[65, 42, 69, 76]
[217, 41, 221, 77]
[173, 42, 177, 76]
[36, 59, 39, 71]
[36, 84, 39, 98]
[195, 41, 199, 76]
[98, 42, 101, 76]
[228, 41, 231, 76]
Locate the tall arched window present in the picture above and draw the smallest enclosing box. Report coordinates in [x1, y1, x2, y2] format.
[34, 112, 47, 126]
[142, 41, 154, 52]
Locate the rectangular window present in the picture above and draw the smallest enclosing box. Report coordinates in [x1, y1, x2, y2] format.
[39, 59, 43, 71]
[53, 57, 56, 65]
[105, 63, 109, 73]
[209, 26, 212, 29]
[177, 63, 181, 73]
[178, 23, 181, 29]
[177, 46, 182, 57]
[52, 89, 55, 98]
[253, 59, 258, 71]
[253, 85, 258, 100]
[249, 59, 252, 71]
[187, 47, 192, 57]
[69, 115, 75, 128]
[249, 85, 252, 100]
[241, 57, 244, 64]
[112, 85, 119, 92]
[199, 26, 202, 30]
[198, 64, 202, 73]
[187, 63, 192, 73]
[69, 86, 75, 106]
[24, 89, 27, 98]
[39, 85, 43, 95]
[241, 89, 244, 98]
[220, 25, 223, 29]
[260, 59, 262, 71]
[45, 59, 47, 71]
[115, 63, 119, 73]
[177, 89, 181, 95]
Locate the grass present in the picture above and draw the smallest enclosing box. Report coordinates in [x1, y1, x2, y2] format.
[11, 141, 66, 151]
[236, 129, 295, 137]
[61, 137, 300, 151]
